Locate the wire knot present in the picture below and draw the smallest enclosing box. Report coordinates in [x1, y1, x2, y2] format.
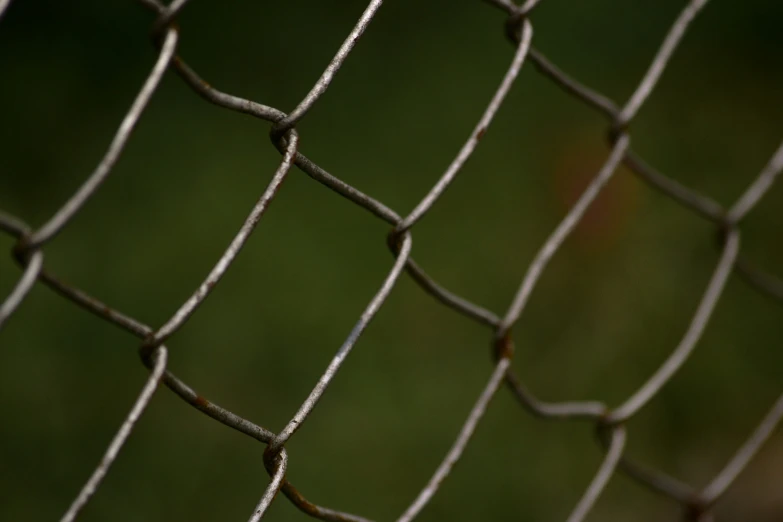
[682, 495, 711, 522]
[386, 226, 407, 256]
[504, 10, 528, 45]
[270, 115, 296, 143]
[150, 0, 189, 44]
[11, 235, 33, 265]
[607, 119, 629, 145]
[263, 444, 285, 475]
[492, 329, 515, 361]
[138, 334, 160, 367]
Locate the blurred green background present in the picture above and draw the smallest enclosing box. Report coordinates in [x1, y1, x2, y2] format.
[1, 1, 782, 521]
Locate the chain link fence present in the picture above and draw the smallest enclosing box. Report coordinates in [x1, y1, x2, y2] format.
[1, 0, 782, 520]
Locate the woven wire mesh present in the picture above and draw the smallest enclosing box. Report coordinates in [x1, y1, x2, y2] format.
[1, 0, 782, 520]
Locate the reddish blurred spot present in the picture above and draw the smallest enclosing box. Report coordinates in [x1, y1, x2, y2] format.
[552, 138, 640, 250]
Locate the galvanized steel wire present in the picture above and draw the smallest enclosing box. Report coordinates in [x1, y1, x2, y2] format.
[1, 0, 782, 521]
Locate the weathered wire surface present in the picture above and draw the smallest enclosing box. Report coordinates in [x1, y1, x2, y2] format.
[1, 1, 781, 521]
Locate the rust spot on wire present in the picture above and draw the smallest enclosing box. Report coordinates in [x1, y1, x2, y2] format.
[493, 330, 514, 360]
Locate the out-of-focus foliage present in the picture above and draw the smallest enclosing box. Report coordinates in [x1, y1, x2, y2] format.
[1, 1, 782, 521]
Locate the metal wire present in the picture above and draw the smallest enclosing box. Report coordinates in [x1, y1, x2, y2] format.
[1, 0, 781, 521]
[60, 347, 169, 522]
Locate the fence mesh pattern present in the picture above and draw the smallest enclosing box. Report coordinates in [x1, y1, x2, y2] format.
[1, 0, 782, 521]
